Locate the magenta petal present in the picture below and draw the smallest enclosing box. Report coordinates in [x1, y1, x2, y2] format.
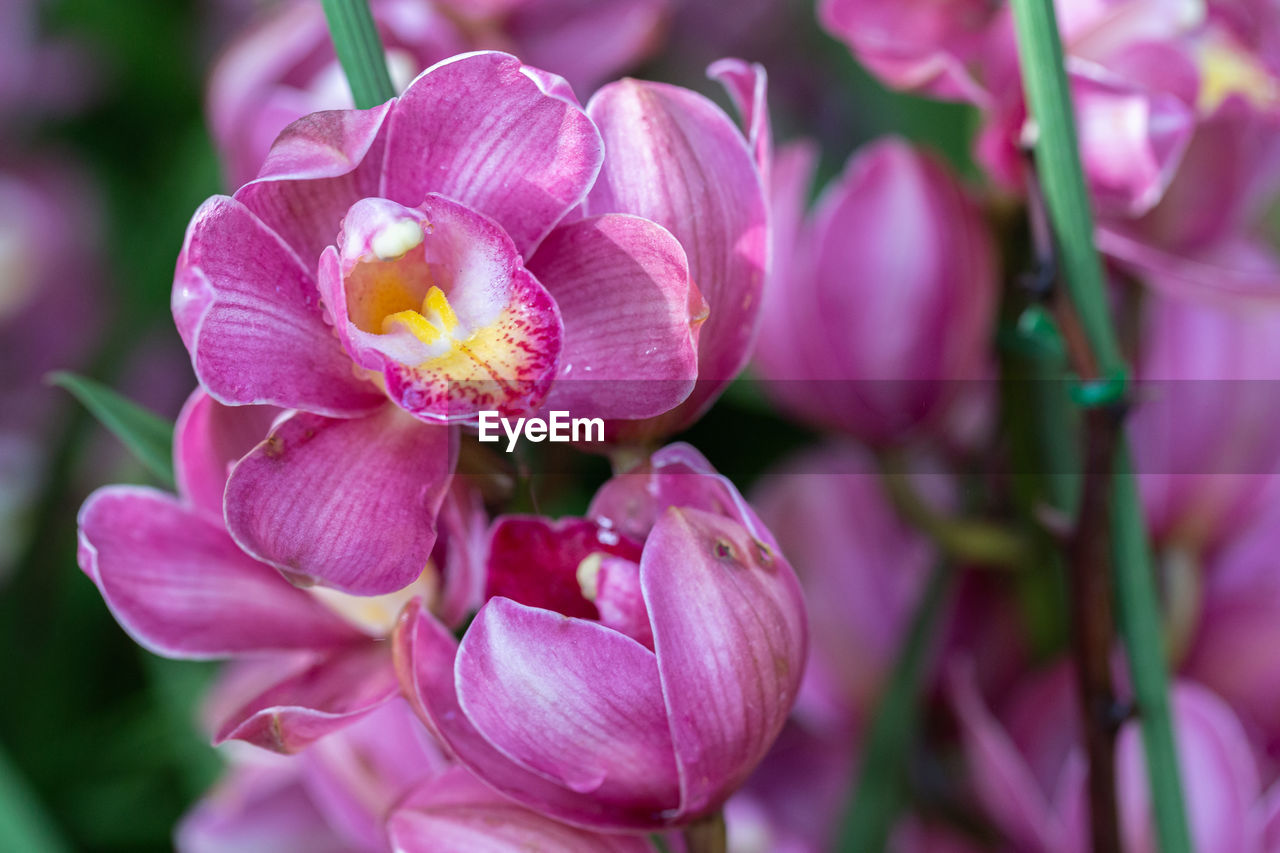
[215, 642, 398, 753]
[77, 486, 359, 658]
[948, 665, 1060, 851]
[389, 767, 656, 853]
[640, 506, 807, 819]
[235, 103, 394, 262]
[528, 214, 699, 419]
[173, 195, 384, 415]
[175, 762, 349, 853]
[174, 388, 282, 521]
[457, 598, 678, 807]
[382, 52, 603, 256]
[707, 59, 771, 182]
[586, 76, 768, 432]
[224, 405, 455, 595]
[393, 602, 673, 830]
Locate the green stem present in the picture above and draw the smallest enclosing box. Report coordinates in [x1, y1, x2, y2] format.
[1007, 1, 1192, 851]
[321, 0, 396, 109]
[839, 562, 950, 852]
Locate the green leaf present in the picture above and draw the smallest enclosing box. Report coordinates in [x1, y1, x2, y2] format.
[838, 562, 950, 851]
[321, 0, 396, 109]
[0, 742, 72, 853]
[49, 372, 175, 488]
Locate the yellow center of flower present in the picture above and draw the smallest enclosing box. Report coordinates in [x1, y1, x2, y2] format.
[1199, 37, 1279, 113]
[381, 285, 462, 346]
[309, 563, 439, 637]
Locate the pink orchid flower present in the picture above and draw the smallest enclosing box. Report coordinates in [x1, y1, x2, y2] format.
[208, 0, 671, 188]
[178, 697, 659, 852]
[394, 444, 807, 831]
[1130, 285, 1280, 553]
[952, 662, 1270, 853]
[76, 388, 485, 753]
[753, 138, 998, 447]
[175, 51, 766, 594]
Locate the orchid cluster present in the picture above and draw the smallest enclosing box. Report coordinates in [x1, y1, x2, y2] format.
[15, 0, 1280, 850]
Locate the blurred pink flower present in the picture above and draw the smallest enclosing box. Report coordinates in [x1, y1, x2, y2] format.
[394, 444, 807, 831]
[176, 52, 762, 593]
[953, 662, 1270, 853]
[178, 697, 657, 852]
[77, 389, 485, 753]
[208, 0, 669, 187]
[1131, 283, 1280, 552]
[753, 138, 998, 447]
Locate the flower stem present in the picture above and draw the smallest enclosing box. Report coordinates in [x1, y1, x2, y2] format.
[321, 0, 396, 109]
[1007, 1, 1192, 851]
[838, 561, 951, 851]
[682, 811, 726, 853]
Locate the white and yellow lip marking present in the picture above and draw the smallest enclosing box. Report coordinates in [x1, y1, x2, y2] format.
[1198, 35, 1279, 113]
[309, 563, 438, 637]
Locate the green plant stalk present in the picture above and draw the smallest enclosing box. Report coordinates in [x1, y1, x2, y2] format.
[321, 0, 396, 109]
[1007, 1, 1192, 851]
[838, 562, 950, 852]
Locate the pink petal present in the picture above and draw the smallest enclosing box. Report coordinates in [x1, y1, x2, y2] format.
[316, 194, 563, 421]
[528, 214, 700, 419]
[640, 506, 807, 819]
[174, 388, 282, 521]
[215, 642, 399, 753]
[388, 766, 657, 853]
[77, 486, 359, 658]
[948, 665, 1061, 851]
[224, 405, 455, 595]
[300, 697, 447, 851]
[456, 598, 678, 811]
[485, 516, 642, 621]
[706, 59, 771, 183]
[235, 103, 394, 262]
[432, 484, 490, 629]
[586, 78, 768, 435]
[172, 195, 384, 415]
[392, 601, 674, 830]
[503, 0, 668, 96]
[381, 52, 603, 257]
[176, 762, 349, 853]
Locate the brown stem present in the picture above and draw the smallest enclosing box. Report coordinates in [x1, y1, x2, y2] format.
[682, 812, 726, 853]
[1066, 405, 1123, 853]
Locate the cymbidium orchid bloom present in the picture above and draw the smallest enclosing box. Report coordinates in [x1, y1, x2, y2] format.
[823, 0, 1280, 297]
[176, 51, 767, 594]
[753, 138, 998, 447]
[178, 698, 659, 852]
[394, 444, 807, 831]
[208, 0, 671, 187]
[1131, 285, 1280, 554]
[952, 662, 1272, 853]
[76, 388, 485, 753]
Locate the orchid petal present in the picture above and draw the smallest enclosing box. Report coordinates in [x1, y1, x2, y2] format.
[224, 405, 455, 595]
[235, 103, 394, 262]
[456, 598, 678, 811]
[215, 642, 399, 753]
[388, 767, 656, 853]
[392, 602, 675, 830]
[174, 388, 281, 521]
[586, 77, 768, 433]
[528, 214, 700, 419]
[640, 506, 807, 819]
[77, 486, 359, 658]
[382, 52, 603, 257]
[172, 195, 384, 416]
